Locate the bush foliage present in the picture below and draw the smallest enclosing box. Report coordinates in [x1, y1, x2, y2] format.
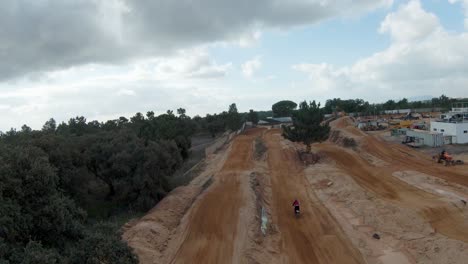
[0, 105, 243, 263]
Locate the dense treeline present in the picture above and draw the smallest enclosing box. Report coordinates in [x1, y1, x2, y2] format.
[0, 142, 137, 263]
[322, 95, 468, 115]
[193, 103, 244, 137]
[0, 104, 243, 263]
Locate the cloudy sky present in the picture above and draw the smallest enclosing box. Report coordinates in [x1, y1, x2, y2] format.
[1, 0, 468, 130]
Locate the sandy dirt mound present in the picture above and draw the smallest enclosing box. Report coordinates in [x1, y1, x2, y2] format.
[122, 141, 230, 263]
[392, 171, 468, 204]
[310, 116, 468, 263]
[330, 116, 356, 129]
[263, 130, 364, 264]
[306, 163, 468, 264]
[168, 130, 259, 263]
[317, 144, 468, 242]
[122, 186, 206, 263]
[123, 117, 468, 264]
[124, 127, 365, 264]
[361, 134, 468, 187]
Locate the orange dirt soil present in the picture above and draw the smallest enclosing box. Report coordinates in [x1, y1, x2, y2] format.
[123, 118, 468, 264]
[264, 130, 363, 263]
[168, 130, 257, 263]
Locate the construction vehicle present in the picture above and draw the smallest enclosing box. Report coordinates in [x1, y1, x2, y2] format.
[402, 136, 423, 148]
[403, 112, 421, 120]
[433, 150, 465, 166]
[389, 120, 412, 129]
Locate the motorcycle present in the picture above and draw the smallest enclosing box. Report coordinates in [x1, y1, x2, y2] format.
[294, 206, 300, 217]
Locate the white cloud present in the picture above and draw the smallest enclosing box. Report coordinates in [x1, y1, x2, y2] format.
[155, 49, 232, 80]
[379, 0, 440, 43]
[237, 30, 262, 47]
[117, 89, 136, 96]
[0, 0, 393, 81]
[0, 48, 237, 131]
[125, 48, 232, 81]
[0, 104, 10, 110]
[0, 0, 396, 131]
[293, 0, 468, 101]
[242, 57, 262, 78]
[293, 63, 349, 93]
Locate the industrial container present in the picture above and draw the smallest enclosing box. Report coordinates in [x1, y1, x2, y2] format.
[406, 129, 444, 147]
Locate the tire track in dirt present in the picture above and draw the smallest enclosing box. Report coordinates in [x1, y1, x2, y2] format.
[169, 129, 261, 264]
[363, 134, 468, 187]
[331, 117, 468, 188]
[264, 130, 364, 264]
[318, 143, 468, 243]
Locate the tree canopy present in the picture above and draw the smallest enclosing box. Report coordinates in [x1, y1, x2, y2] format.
[322, 94, 466, 115]
[227, 103, 243, 131]
[247, 109, 259, 125]
[0, 144, 137, 263]
[282, 100, 330, 152]
[0, 104, 248, 263]
[272, 100, 297, 117]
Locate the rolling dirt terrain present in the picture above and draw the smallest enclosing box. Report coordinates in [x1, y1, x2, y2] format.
[264, 130, 363, 263]
[169, 130, 257, 263]
[318, 143, 468, 242]
[124, 118, 468, 264]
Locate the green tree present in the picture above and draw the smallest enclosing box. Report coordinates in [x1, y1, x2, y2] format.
[42, 118, 57, 133]
[177, 108, 186, 117]
[146, 111, 155, 120]
[117, 117, 129, 127]
[247, 109, 259, 125]
[397, 98, 409, 109]
[83, 130, 183, 210]
[227, 103, 242, 131]
[438, 94, 451, 109]
[21, 125, 32, 133]
[205, 114, 225, 137]
[70, 223, 138, 264]
[67, 117, 87, 136]
[272, 100, 297, 117]
[84, 131, 141, 198]
[383, 100, 397, 110]
[282, 101, 330, 153]
[0, 108, 202, 262]
[0, 144, 86, 262]
[9, 240, 61, 264]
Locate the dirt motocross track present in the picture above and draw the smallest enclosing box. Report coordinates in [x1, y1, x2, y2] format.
[123, 118, 468, 264]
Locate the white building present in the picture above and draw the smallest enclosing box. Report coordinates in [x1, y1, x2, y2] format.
[431, 102, 468, 144]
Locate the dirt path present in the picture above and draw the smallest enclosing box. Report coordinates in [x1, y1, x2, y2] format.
[164, 128, 365, 264]
[124, 118, 468, 263]
[317, 139, 468, 243]
[264, 130, 364, 264]
[363, 135, 468, 187]
[169, 129, 260, 264]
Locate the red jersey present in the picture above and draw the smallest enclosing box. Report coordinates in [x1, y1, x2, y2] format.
[292, 200, 300, 206]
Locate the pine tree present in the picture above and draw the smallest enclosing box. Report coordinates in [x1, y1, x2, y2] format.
[282, 100, 330, 152]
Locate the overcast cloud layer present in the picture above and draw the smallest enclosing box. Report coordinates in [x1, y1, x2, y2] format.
[1, 0, 468, 131]
[0, 0, 392, 80]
